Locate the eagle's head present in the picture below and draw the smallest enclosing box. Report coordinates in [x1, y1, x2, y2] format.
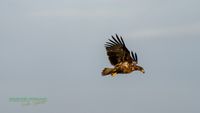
[132, 65, 145, 74]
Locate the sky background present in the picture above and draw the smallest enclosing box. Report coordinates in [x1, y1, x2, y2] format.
[1, 0, 200, 113]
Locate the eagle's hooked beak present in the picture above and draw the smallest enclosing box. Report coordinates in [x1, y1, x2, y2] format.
[140, 69, 145, 74]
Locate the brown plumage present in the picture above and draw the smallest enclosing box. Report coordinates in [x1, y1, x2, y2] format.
[102, 34, 145, 76]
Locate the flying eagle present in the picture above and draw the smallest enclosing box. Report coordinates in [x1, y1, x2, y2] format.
[102, 34, 145, 77]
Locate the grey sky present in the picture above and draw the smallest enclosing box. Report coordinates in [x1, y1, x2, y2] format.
[1, 0, 200, 113]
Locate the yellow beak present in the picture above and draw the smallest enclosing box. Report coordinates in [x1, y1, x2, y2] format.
[141, 69, 145, 73]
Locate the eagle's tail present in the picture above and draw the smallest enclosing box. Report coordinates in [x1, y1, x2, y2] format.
[102, 68, 114, 76]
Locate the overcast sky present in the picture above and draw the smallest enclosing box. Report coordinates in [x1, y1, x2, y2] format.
[1, 0, 200, 113]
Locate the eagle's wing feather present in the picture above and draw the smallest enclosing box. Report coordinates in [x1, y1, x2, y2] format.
[131, 51, 138, 64]
[105, 34, 137, 66]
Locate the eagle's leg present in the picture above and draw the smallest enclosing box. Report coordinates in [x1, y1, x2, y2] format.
[110, 66, 119, 77]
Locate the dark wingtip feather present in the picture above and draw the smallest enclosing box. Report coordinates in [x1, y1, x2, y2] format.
[115, 34, 123, 45]
[120, 36, 126, 47]
[131, 51, 138, 63]
[106, 34, 126, 48]
[104, 44, 110, 47]
[111, 35, 120, 44]
[106, 42, 115, 46]
[109, 38, 118, 45]
[135, 53, 138, 63]
[131, 51, 135, 61]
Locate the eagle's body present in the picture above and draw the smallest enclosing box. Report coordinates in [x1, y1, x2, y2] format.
[102, 34, 145, 76]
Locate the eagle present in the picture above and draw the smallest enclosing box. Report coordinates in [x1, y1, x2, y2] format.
[102, 34, 145, 77]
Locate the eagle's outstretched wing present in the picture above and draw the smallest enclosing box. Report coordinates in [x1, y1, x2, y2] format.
[105, 34, 138, 66]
